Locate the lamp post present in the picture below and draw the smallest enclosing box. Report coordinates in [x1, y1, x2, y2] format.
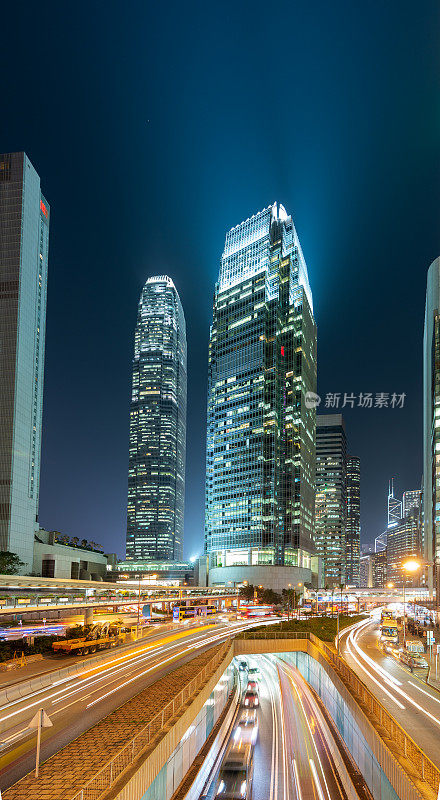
[401, 560, 421, 649]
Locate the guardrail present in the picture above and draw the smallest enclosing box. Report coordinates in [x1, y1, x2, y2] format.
[70, 641, 231, 800]
[238, 629, 440, 797]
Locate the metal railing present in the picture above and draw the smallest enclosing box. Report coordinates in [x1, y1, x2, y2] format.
[70, 641, 232, 800]
[239, 629, 440, 797]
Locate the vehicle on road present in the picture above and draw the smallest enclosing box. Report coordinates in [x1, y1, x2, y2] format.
[406, 640, 425, 655]
[238, 660, 248, 671]
[234, 708, 258, 745]
[246, 680, 258, 692]
[399, 650, 429, 670]
[247, 665, 261, 679]
[379, 613, 399, 645]
[216, 740, 254, 798]
[52, 622, 124, 655]
[243, 689, 259, 708]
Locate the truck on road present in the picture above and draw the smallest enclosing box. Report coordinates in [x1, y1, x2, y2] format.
[52, 622, 124, 655]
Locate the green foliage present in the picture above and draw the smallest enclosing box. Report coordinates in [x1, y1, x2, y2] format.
[0, 551, 25, 575]
[243, 614, 367, 642]
[0, 635, 59, 662]
[65, 624, 91, 639]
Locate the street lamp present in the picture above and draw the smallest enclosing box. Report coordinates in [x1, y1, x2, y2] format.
[402, 560, 421, 648]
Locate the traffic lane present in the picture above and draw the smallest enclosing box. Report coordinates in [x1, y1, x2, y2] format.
[0, 631, 225, 792]
[340, 619, 440, 768]
[0, 622, 236, 738]
[252, 659, 281, 800]
[259, 656, 293, 800]
[0, 619, 220, 690]
[0, 621, 273, 787]
[277, 659, 346, 800]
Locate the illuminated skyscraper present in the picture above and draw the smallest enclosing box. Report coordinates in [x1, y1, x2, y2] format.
[346, 456, 360, 586]
[423, 256, 440, 592]
[205, 204, 317, 588]
[126, 276, 187, 562]
[0, 153, 49, 571]
[315, 414, 347, 587]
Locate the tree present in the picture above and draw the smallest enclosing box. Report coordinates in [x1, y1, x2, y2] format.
[0, 551, 25, 575]
[71, 537, 79, 548]
[239, 583, 255, 602]
[260, 588, 282, 605]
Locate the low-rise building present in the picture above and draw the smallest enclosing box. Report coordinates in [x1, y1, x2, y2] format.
[33, 529, 110, 580]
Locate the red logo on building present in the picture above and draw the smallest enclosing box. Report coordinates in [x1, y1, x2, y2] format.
[40, 200, 48, 218]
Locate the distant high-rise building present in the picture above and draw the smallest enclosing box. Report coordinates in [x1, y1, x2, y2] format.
[402, 489, 421, 519]
[387, 508, 422, 587]
[126, 276, 187, 562]
[0, 153, 49, 571]
[359, 554, 373, 588]
[423, 257, 440, 592]
[346, 456, 360, 586]
[315, 414, 347, 587]
[373, 550, 387, 588]
[387, 478, 402, 529]
[205, 204, 317, 590]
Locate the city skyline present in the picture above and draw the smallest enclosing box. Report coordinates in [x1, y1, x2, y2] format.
[1, 3, 438, 559]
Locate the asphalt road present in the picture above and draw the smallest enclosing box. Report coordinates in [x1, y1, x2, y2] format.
[0, 619, 267, 792]
[340, 616, 440, 767]
[204, 654, 352, 800]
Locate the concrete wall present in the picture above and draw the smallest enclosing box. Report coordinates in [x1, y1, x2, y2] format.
[33, 540, 108, 579]
[208, 564, 315, 592]
[234, 638, 424, 800]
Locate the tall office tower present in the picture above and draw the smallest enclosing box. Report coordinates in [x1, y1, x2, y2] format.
[315, 414, 347, 587]
[346, 456, 360, 586]
[403, 489, 421, 518]
[126, 276, 187, 562]
[387, 478, 402, 528]
[386, 508, 422, 587]
[424, 257, 440, 592]
[205, 204, 317, 590]
[0, 153, 49, 572]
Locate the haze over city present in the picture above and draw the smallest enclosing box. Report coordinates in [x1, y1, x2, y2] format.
[2, 1, 439, 558]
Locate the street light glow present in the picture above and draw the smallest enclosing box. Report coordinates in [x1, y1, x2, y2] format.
[402, 560, 421, 573]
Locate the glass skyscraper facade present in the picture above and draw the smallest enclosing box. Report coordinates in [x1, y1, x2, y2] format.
[423, 257, 440, 594]
[346, 455, 360, 586]
[205, 203, 317, 571]
[315, 414, 347, 587]
[0, 152, 49, 571]
[126, 275, 187, 562]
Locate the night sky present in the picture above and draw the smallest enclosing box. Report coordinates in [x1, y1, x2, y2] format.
[2, 2, 440, 558]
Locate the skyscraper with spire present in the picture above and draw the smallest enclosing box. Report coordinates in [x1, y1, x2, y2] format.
[205, 203, 318, 589]
[126, 276, 187, 562]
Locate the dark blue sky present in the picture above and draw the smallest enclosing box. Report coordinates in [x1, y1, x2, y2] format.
[2, 2, 440, 557]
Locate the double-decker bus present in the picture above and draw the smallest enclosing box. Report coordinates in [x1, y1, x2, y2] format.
[173, 604, 217, 622]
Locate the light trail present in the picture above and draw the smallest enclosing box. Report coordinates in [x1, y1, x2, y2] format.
[343, 619, 440, 729]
